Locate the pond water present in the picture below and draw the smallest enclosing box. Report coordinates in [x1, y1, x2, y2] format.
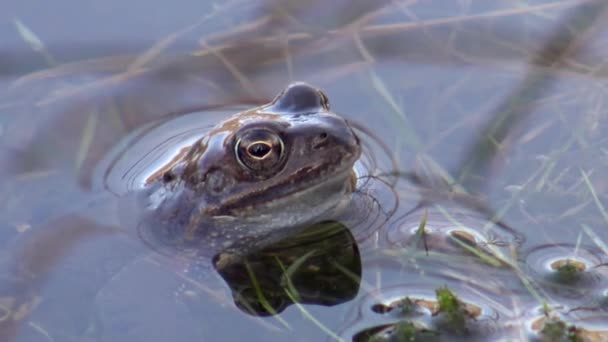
[1, 0, 608, 341]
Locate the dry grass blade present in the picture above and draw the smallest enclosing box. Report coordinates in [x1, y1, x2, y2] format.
[126, 0, 246, 72]
[199, 41, 258, 99]
[13, 18, 56, 66]
[448, 235, 503, 268]
[260, 0, 392, 31]
[7, 0, 599, 88]
[0, 217, 121, 341]
[580, 168, 608, 225]
[353, 31, 421, 149]
[26, 321, 53, 342]
[74, 109, 98, 173]
[580, 224, 608, 256]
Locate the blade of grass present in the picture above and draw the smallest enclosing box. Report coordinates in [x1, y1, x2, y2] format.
[24, 0, 594, 108]
[581, 224, 608, 256]
[509, 252, 547, 305]
[199, 41, 258, 99]
[27, 321, 54, 342]
[13, 18, 56, 66]
[448, 235, 504, 268]
[409, 209, 429, 255]
[244, 261, 291, 329]
[456, 0, 608, 192]
[353, 31, 421, 149]
[275, 251, 318, 303]
[74, 109, 98, 173]
[283, 289, 343, 342]
[580, 168, 608, 225]
[127, 0, 246, 71]
[435, 205, 512, 265]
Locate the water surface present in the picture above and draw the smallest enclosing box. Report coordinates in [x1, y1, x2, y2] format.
[2, 0, 608, 341]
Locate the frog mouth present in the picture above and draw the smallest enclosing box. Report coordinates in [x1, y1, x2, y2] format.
[210, 157, 357, 216]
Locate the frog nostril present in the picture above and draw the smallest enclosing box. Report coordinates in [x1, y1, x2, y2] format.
[162, 171, 175, 183]
[312, 132, 329, 150]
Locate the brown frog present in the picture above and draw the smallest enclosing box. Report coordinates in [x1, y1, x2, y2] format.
[138, 82, 361, 254]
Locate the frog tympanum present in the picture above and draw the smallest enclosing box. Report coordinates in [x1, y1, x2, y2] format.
[139, 82, 361, 254]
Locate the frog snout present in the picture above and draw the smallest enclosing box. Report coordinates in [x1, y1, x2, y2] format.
[308, 125, 360, 160]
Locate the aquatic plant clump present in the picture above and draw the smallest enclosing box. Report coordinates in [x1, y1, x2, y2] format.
[434, 286, 468, 334]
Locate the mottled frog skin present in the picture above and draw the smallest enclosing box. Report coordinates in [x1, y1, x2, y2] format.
[140, 83, 361, 254]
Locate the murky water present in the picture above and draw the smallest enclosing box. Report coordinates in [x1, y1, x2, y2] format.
[2, 0, 608, 341]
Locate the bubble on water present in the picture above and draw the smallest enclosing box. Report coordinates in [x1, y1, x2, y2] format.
[522, 243, 607, 301]
[338, 282, 513, 341]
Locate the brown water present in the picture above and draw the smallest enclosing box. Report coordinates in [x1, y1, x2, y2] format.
[2, 0, 608, 341]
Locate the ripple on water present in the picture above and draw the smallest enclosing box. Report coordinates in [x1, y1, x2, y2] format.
[385, 208, 517, 267]
[339, 282, 512, 341]
[94, 110, 229, 195]
[340, 124, 400, 246]
[523, 304, 608, 341]
[522, 243, 608, 301]
[601, 288, 608, 309]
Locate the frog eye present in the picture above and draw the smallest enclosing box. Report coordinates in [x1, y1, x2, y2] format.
[235, 130, 285, 173]
[247, 142, 272, 159]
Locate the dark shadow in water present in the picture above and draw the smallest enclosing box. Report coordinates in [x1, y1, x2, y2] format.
[213, 220, 361, 316]
[0, 218, 360, 338]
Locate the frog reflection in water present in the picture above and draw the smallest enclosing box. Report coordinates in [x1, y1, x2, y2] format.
[140, 82, 361, 254]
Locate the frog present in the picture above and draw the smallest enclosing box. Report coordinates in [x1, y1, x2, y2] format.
[0, 82, 365, 340]
[137, 82, 362, 255]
